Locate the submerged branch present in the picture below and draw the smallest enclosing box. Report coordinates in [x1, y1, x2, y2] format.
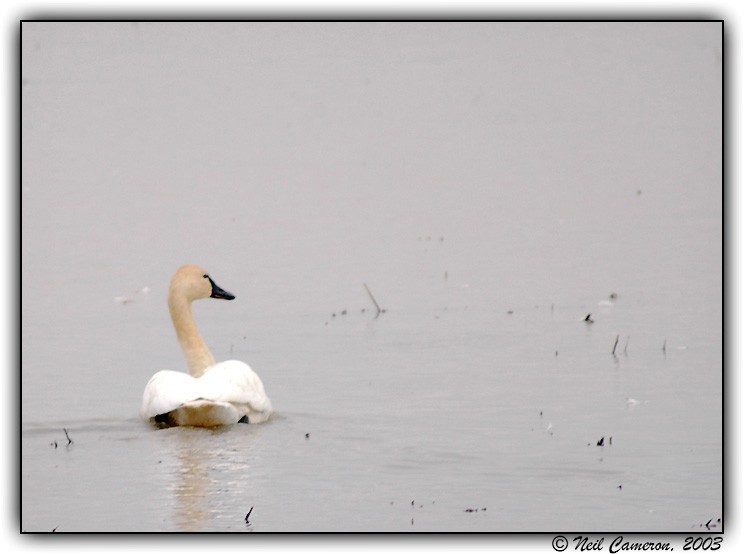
[363, 283, 382, 318]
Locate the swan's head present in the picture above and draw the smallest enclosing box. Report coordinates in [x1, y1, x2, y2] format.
[169, 264, 235, 303]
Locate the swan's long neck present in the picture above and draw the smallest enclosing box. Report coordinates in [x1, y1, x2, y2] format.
[168, 294, 216, 378]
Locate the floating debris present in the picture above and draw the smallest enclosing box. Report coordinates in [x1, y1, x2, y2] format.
[63, 428, 73, 446]
[364, 283, 384, 318]
[305, 433, 310, 439]
[626, 398, 641, 408]
[245, 506, 253, 525]
[114, 286, 150, 305]
[597, 436, 605, 447]
[584, 313, 594, 324]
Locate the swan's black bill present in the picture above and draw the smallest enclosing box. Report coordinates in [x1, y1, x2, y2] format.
[208, 277, 235, 300]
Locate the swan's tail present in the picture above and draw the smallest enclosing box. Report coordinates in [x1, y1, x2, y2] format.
[151, 399, 241, 428]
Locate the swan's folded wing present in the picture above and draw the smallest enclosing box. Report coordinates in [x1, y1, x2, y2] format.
[199, 360, 273, 415]
[140, 370, 201, 419]
[140, 362, 272, 424]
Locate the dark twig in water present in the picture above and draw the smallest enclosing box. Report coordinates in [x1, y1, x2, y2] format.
[245, 506, 253, 525]
[611, 335, 619, 356]
[63, 428, 73, 446]
[363, 283, 383, 318]
[584, 313, 594, 323]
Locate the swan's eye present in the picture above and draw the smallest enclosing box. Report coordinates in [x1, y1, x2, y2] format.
[203, 274, 209, 279]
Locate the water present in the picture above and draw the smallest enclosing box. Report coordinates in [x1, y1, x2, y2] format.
[20, 22, 722, 533]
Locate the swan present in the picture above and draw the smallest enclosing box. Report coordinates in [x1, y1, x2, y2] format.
[140, 264, 272, 427]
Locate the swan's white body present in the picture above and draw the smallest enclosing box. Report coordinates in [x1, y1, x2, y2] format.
[140, 361, 272, 426]
[140, 265, 272, 427]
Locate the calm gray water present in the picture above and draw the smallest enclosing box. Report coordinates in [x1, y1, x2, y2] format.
[21, 22, 721, 532]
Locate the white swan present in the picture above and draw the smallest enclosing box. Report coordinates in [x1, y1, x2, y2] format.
[140, 264, 272, 427]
